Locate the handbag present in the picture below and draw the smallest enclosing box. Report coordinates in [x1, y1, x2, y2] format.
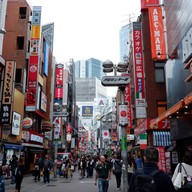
[173, 163, 183, 189]
[178, 164, 192, 192]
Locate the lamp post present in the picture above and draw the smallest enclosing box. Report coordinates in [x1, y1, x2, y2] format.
[101, 59, 130, 192]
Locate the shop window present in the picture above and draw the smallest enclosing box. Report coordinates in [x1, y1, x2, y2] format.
[17, 36, 24, 50]
[19, 7, 27, 19]
[155, 62, 165, 82]
[157, 101, 167, 116]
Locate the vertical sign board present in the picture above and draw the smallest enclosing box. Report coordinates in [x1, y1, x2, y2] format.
[148, 7, 166, 60]
[26, 6, 42, 111]
[1, 61, 16, 124]
[54, 64, 63, 107]
[132, 22, 146, 118]
[124, 74, 132, 129]
[141, 0, 160, 10]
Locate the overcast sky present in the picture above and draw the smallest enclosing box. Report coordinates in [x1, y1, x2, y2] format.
[29, 0, 141, 96]
[29, 0, 140, 63]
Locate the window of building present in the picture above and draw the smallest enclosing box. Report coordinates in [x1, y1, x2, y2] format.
[15, 69, 22, 83]
[157, 101, 167, 116]
[17, 36, 24, 50]
[19, 7, 27, 19]
[155, 62, 165, 82]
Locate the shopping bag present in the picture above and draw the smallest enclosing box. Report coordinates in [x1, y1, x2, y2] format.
[173, 172, 182, 189]
[71, 165, 75, 171]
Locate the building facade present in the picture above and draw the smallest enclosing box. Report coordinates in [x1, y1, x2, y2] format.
[1, 0, 54, 172]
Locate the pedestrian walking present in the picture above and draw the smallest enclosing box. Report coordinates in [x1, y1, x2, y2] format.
[9, 155, 18, 185]
[78, 157, 86, 179]
[128, 146, 176, 192]
[113, 155, 122, 191]
[127, 154, 136, 185]
[15, 158, 25, 192]
[95, 155, 111, 192]
[0, 165, 5, 192]
[33, 158, 40, 182]
[43, 155, 52, 183]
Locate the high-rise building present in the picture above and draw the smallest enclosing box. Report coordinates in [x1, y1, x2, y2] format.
[119, 24, 131, 61]
[75, 58, 105, 80]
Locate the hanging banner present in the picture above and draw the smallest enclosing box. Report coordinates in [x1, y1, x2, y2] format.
[148, 7, 166, 60]
[133, 22, 146, 118]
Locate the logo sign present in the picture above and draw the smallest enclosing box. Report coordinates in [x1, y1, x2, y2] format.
[119, 104, 128, 126]
[53, 112, 69, 117]
[101, 76, 130, 87]
[22, 117, 33, 129]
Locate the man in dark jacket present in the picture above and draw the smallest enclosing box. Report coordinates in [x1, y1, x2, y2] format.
[128, 147, 176, 192]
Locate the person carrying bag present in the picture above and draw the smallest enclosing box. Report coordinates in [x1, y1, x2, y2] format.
[172, 148, 192, 192]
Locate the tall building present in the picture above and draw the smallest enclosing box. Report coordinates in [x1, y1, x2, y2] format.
[75, 58, 105, 80]
[119, 24, 131, 61]
[1, 1, 54, 172]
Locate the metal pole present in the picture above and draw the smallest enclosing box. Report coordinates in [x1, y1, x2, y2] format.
[54, 139, 58, 178]
[119, 87, 128, 192]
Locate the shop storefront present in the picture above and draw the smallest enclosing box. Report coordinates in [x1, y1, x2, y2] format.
[22, 130, 45, 172]
[133, 118, 172, 173]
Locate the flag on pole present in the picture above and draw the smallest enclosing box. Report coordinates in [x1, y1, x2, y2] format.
[140, 133, 147, 149]
[53, 117, 60, 139]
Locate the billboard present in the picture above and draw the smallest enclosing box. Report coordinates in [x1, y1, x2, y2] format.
[82, 106, 93, 118]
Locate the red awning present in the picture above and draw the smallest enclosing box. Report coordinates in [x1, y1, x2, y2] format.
[150, 92, 192, 128]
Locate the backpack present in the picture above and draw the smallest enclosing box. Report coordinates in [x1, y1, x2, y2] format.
[133, 169, 161, 192]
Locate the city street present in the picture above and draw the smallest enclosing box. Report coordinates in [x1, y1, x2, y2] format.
[4, 170, 118, 192]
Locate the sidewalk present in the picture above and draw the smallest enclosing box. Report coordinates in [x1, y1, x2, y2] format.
[4, 171, 123, 192]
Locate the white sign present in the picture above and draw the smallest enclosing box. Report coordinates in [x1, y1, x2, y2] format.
[119, 104, 128, 126]
[11, 112, 21, 136]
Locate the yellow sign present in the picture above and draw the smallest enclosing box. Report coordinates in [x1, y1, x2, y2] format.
[31, 26, 40, 39]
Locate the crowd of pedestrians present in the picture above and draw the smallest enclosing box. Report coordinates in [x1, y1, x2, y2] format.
[1, 148, 192, 192]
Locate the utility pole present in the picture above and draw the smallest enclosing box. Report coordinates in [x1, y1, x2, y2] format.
[119, 87, 128, 192]
[101, 59, 130, 192]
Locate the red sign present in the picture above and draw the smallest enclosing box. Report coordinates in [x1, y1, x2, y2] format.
[157, 146, 166, 172]
[124, 76, 132, 128]
[148, 7, 166, 60]
[55, 65, 63, 86]
[26, 56, 38, 109]
[141, 0, 160, 10]
[66, 124, 72, 133]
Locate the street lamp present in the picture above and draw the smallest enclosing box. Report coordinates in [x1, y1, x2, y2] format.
[0, 28, 6, 34]
[103, 59, 128, 76]
[102, 59, 129, 192]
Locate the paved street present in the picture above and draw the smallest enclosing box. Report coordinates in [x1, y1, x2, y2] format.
[4, 170, 120, 192]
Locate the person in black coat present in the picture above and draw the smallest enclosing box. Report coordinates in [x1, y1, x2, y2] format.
[128, 147, 176, 192]
[15, 158, 25, 192]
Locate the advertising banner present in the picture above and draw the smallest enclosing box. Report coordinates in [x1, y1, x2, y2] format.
[119, 104, 128, 126]
[11, 112, 21, 136]
[26, 56, 38, 111]
[148, 7, 166, 60]
[82, 106, 93, 118]
[133, 22, 146, 118]
[1, 61, 16, 124]
[124, 75, 132, 128]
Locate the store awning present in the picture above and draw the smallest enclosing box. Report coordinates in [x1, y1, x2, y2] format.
[150, 92, 192, 128]
[4, 143, 23, 150]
